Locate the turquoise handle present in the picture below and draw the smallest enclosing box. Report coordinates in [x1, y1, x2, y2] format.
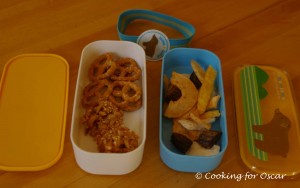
[117, 9, 196, 48]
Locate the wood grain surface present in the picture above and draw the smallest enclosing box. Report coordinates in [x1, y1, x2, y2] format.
[1, 0, 300, 187]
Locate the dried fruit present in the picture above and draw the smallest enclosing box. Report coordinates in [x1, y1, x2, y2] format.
[171, 133, 193, 153]
[190, 72, 202, 89]
[197, 129, 222, 149]
[164, 84, 182, 103]
[197, 66, 217, 114]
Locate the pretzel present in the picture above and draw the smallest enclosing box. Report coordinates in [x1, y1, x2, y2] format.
[122, 81, 142, 102]
[122, 99, 142, 112]
[109, 81, 142, 111]
[109, 81, 129, 109]
[89, 53, 117, 81]
[111, 58, 141, 81]
[82, 79, 113, 107]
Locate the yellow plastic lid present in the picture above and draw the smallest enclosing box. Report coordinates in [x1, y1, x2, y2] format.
[0, 54, 69, 171]
[234, 65, 300, 178]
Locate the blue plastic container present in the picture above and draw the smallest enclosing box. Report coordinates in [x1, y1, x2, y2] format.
[159, 48, 228, 172]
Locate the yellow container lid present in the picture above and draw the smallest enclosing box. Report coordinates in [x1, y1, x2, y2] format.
[0, 54, 69, 171]
[234, 65, 300, 178]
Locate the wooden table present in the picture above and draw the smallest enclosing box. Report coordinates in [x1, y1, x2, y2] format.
[1, 0, 300, 187]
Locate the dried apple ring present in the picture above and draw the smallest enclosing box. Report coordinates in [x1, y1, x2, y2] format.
[111, 58, 141, 81]
[89, 53, 117, 81]
[82, 79, 113, 107]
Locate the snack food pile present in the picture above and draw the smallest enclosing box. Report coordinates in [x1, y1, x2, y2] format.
[81, 53, 142, 153]
[163, 60, 222, 156]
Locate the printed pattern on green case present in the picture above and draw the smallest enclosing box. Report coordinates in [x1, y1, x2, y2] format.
[240, 66, 268, 161]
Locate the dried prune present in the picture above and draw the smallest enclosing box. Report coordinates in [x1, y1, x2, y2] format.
[164, 84, 182, 103]
[197, 129, 222, 149]
[190, 72, 202, 89]
[171, 133, 193, 153]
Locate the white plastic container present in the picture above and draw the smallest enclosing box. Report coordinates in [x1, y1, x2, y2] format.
[70, 40, 147, 175]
